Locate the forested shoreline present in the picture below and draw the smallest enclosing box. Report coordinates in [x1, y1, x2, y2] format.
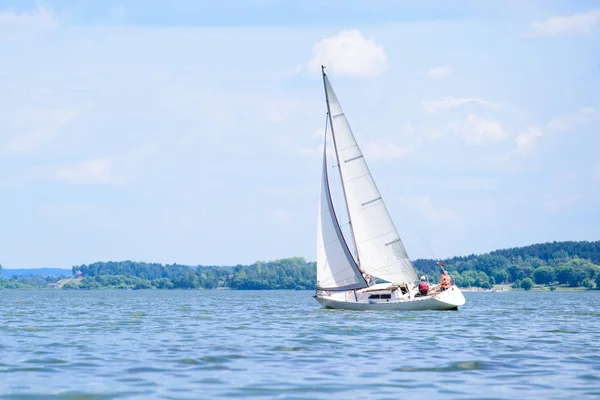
[1, 241, 599, 290]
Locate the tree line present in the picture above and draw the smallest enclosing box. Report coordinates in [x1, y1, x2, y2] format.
[413, 240, 600, 290]
[1, 241, 599, 290]
[0, 273, 69, 289]
[62, 257, 316, 290]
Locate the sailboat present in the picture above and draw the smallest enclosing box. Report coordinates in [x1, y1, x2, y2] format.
[314, 66, 465, 311]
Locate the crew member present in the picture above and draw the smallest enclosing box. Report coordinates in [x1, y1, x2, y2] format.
[418, 276, 429, 296]
[440, 271, 451, 291]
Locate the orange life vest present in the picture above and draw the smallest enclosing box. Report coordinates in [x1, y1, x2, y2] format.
[440, 274, 451, 289]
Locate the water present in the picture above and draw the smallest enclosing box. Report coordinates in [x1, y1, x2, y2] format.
[1, 290, 599, 399]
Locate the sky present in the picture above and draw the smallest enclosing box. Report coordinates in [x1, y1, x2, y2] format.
[0, 0, 599, 269]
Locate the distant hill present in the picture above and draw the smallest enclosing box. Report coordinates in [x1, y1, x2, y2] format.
[412, 240, 600, 289]
[1, 268, 72, 278]
[413, 240, 600, 272]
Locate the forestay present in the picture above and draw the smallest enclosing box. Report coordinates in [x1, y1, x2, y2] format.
[323, 73, 418, 284]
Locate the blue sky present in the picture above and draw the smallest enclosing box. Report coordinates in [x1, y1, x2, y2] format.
[0, 0, 599, 269]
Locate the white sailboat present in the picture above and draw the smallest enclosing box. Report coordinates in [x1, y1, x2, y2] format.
[314, 66, 465, 311]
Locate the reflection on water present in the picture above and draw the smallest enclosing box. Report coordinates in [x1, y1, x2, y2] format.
[1, 290, 599, 399]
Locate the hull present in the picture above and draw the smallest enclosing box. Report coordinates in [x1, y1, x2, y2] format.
[315, 285, 465, 311]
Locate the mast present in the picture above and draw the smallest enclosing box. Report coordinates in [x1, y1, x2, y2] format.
[321, 65, 361, 269]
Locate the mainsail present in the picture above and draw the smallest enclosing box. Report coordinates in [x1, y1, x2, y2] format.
[319, 67, 418, 284]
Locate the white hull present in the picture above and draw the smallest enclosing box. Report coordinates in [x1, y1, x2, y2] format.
[315, 285, 465, 311]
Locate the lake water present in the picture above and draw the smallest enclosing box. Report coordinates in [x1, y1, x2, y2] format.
[1, 290, 599, 399]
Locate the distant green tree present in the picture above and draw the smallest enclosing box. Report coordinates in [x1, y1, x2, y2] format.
[520, 266, 533, 279]
[133, 280, 153, 290]
[556, 265, 573, 285]
[449, 271, 464, 287]
[506, 266, 520, 282]
[62, 281, 79, 290]
[582, 278, 594, 290]
[565, 258, 600, 280]
[533, 266, 555, 285]
[492, 270, 509, 284]
[472, 254, 509, 275]
[524, 258, 545, 269]
[459, 270, 491, 288]
[511, 279, 522, 289]
[173, 272, 199, 289]
[17, 275, 48, 287]
[79, 277, 101, 290]
[596, 274, 600, 289]
[152, 278, 174, 289]
[489, 241, 600, 264]
[96, 275, 126, 287]
[521, 278, 534, 291]
[550, 250, 570, 264]
[568, 269, 587, 287]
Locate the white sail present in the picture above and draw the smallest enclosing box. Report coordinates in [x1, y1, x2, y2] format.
[323, 73, 418, 284]
[316, 147, 366, 291]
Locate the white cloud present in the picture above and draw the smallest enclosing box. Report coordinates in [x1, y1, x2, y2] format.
[514, 126, 543, 155]
[581, 106, 596, 114]
[546, 117, 569, 131]
[271, 209, 291, 223]
[290, 64, 303, 75]
[545, 107, 597, 133]
[542, 193, 581, 212]
[450, 114, 508, 145]
[428, 66, 453, 79]
[363, 139, 412, 161]
[252, 97, 300, 124]
[423, 97, 501, 112]
[532, 9, 600, 36]
[0, 6, 60, 41]
[8, 109, 76, 151]
[272, 126, 324, 158]
[55, 157, 117, 185]
[413, 195, 462, 225]
[306, 30, 387, 77]
[298, 144, 323, 157]
[450, 177, 499, 191]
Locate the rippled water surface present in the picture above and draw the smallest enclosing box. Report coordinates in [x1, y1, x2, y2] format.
[1, 290, 599, 399]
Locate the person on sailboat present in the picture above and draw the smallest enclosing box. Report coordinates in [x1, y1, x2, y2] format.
[418, 276, 429, 296]
[440, 271, 451, 291]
